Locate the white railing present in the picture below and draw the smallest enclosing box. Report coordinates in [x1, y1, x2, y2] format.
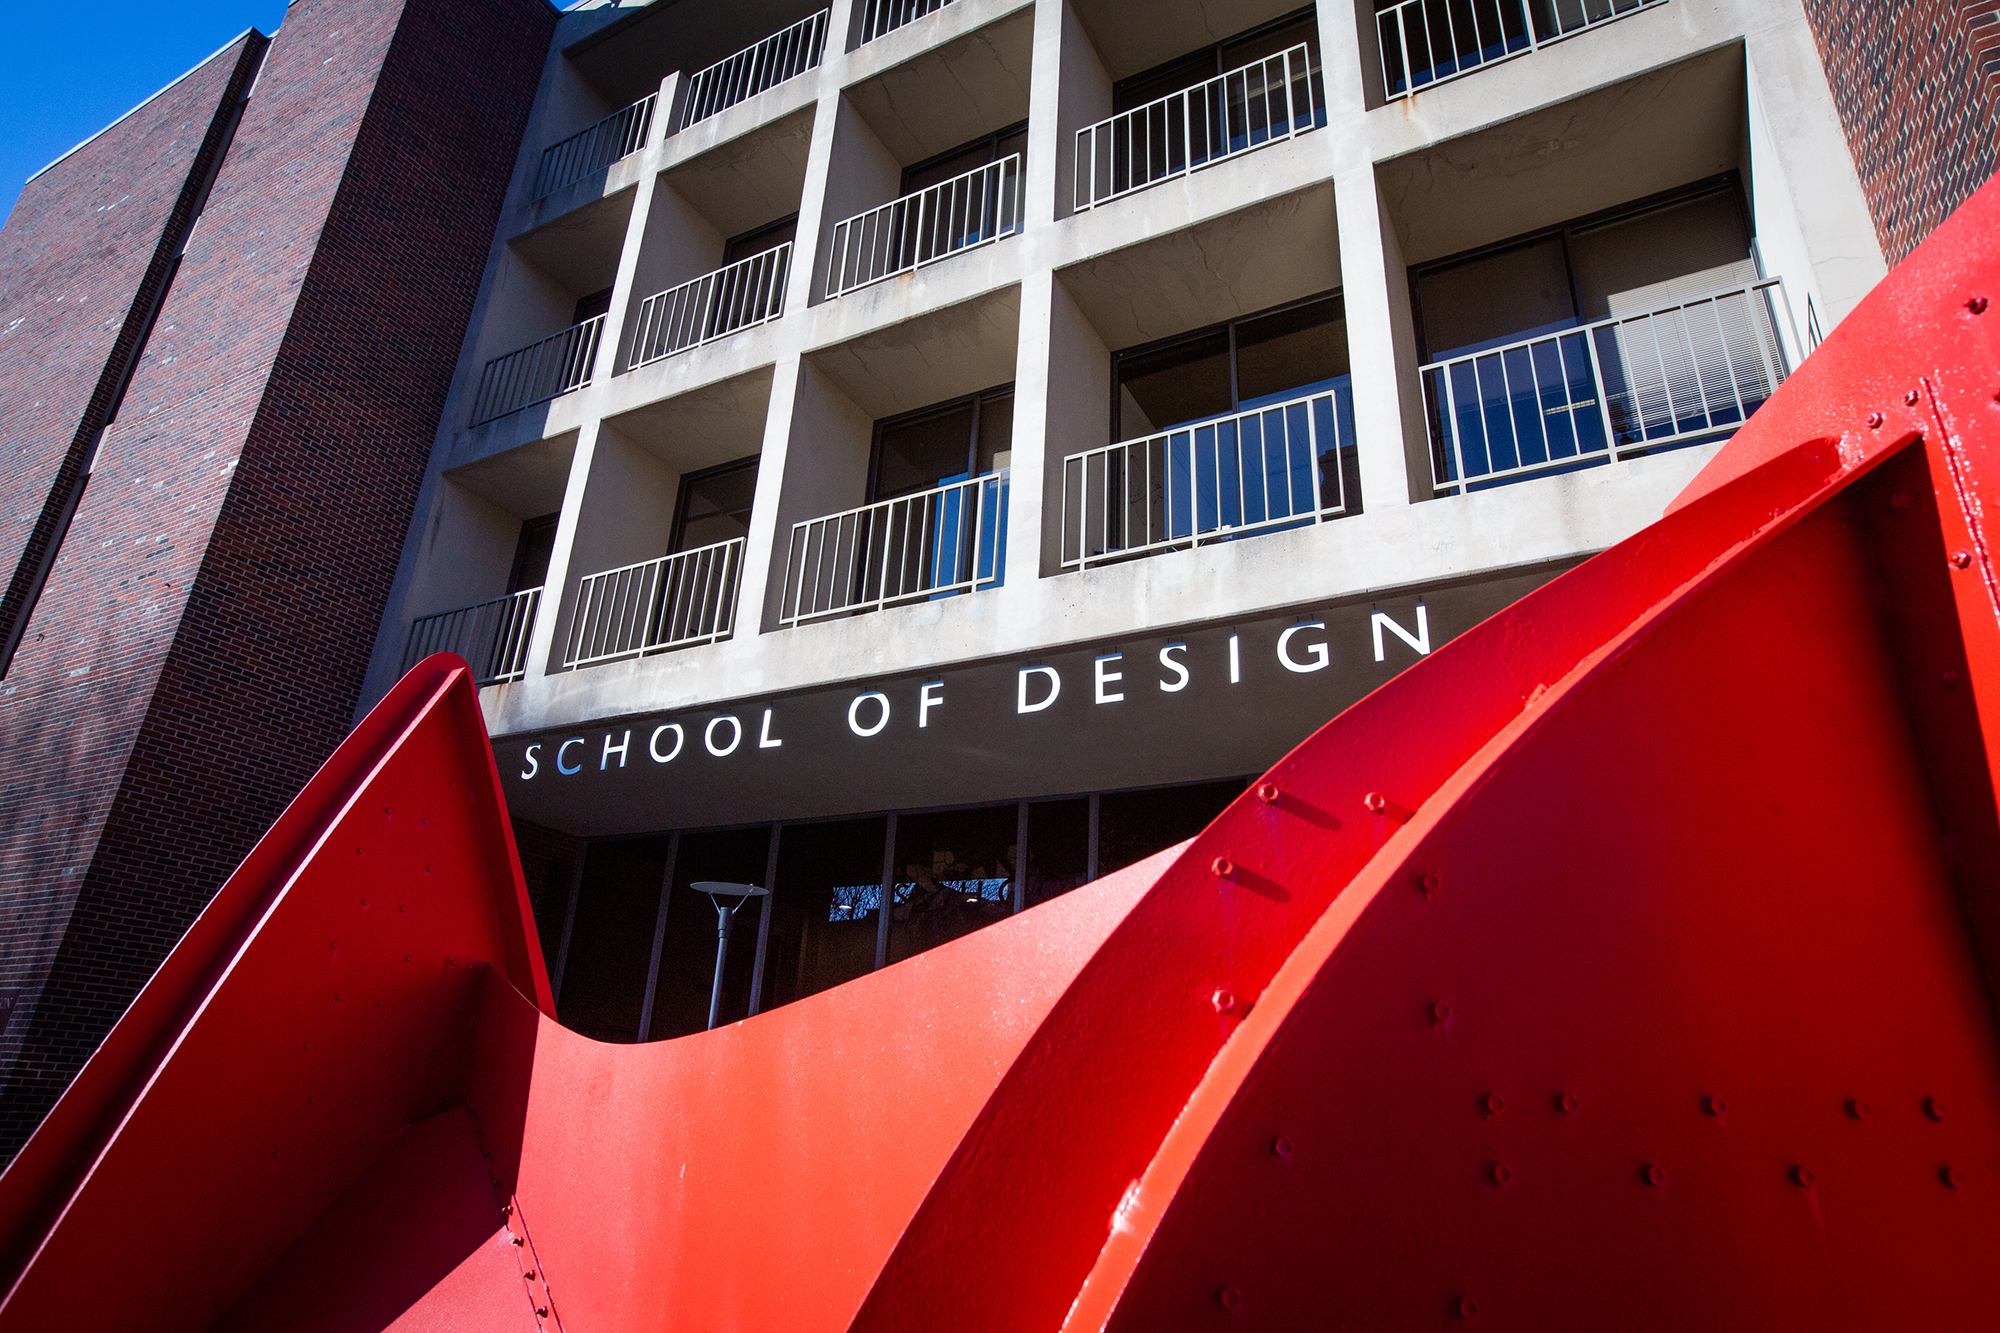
[629, 245, 791, 368]
[781, 473, 1007, 625]
[854, 0, 959, 45]
[825, 155, 1022, 298]
[1423, 279, 1795, 493]
[679, 12, 829, 129]
[1376, 0, 1664, 100]
[470, 316, 605, 425]
[534, 95, 656, 199]
[1074, 45, 1324, 212]
[563, 538, 745, 669]
[1060, 385, 1355, 570]
[403, 588, 541, 686]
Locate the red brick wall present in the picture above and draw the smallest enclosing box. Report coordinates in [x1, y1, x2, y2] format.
[0, 0, 554, 1158]
[1804, 0, 2000, 265]
[0, 36, 263, 642]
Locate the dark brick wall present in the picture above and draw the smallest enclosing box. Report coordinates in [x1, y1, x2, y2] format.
[1804, 0, 2000, 265]
[0, 37, 262, 634]
[0, 0, 554, 1159]
[514, 818, 583, 963]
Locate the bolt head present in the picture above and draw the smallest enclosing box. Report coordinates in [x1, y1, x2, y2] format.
[1559, 1092, 1580, 1114]
[1218, 1285, 1242, 1310]
[1431, 1001, 1452, 1025]
[1364, 791, 1387, 813]
[1951, 550, 1975, 569]
[1791, 1164, 1815, 1188]
[1271, 1135, 1293, 1159]
[1211, 856, 1234, 878]
[1867, 411, 1885, 428]
[1491, 1163, 1512, 1185]
[1418, 871, 1441, 896]
[1943, 668, 1962, 688]
[1969, 295, 1990, 314]
[1644, 1163, 1667, 1187]
[1483, 1092, 1505, 1116]
[1941, 1165, 1965, 1188]
[1703, 1095, 1726, 1117]
[1905, 389, 1921, 405]
[1848, 1098, 1871, 1120]
[1457, 1297, 1480, 1319]
[1255, 782, 1280, 804]
[1925, 1096, 1948, 1121]
[1211, 988, 1236, 1014]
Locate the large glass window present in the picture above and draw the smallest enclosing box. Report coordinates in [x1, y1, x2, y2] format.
[871, 386, 1014, 501]
[1115, 294, 1352, 441]
[1111, 8, 1321, 112]
[671, 455, 759, 552]
[553, 777, 1253, 1043]
[1412, 177, 1756, 362]
[901, 122, 1029, 195]
[508, 513, 559, 593]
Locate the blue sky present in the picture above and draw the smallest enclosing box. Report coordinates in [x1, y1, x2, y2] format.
[1, 0, 292, 221]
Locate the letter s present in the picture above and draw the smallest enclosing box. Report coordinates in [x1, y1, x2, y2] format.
[1158, 643, 1189, 693]
[521, 744, 541, 780]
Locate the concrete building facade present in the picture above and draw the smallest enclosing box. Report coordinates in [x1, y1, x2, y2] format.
[365, 0, 1892, 1045]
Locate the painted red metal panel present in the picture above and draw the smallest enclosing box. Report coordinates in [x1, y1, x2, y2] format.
[1, 180, 1998, 1331]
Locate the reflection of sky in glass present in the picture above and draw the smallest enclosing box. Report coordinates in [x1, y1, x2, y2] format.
[828, 878, 1013, 921]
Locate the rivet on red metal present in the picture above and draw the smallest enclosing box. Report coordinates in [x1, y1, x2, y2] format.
[1790, 1165, 1815, 1188]
[1968, 295, 1989, 313]
[1905, 389, 1921, 405]
[1418, 871, 1441, 896]
[1218, 1285, 1242, 1310]
[1211, 989, 1236, 1014]
[1848, 1098, 1871, 1120]
[1941, 1166, 1965, 1189]
[1925, 1097, 1948, 1121]
[1951, 550, 1975, 568]
[1254, 782, 1280, 804]
[1490, 1163, 1512, 1185]
[1271, 1135, 1293, 1159]
[1431, 1001, 1452, 1025]
[1558, 1093, 1580, 1114]
[1211, 856, 1234, 878]
[1702, 1095, 1726, 1116]
[1363, 791, 1387, 813]
[1482, 1092, 1505, 1116]
[1644, 1164, 1667, 1187]
[1457, 1297, 1480, 1320]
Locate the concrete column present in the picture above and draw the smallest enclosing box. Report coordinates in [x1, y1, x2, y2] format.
[590, 71, 681, 383]
[786, 0, 861, 313]
[735, 353, 809, 633]
[521, 419, 602, 681]
[1020, 0, 1066, 230]
[998, 269, 1056, 606]
[1334, 165, 1421, 511]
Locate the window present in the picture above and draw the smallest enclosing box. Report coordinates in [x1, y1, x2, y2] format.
[508, 513, 559, 593]
[1112, 7, 1321, 112]
[870, 385, 1014, 502]
[1411, 176, 1756, 362]
[670, 456, 759, 553]
[571, 287, 613, 326]
[723, 213, 797, 265]
[1115, 293, 1352, 441]
[901, 122, 1028, 195]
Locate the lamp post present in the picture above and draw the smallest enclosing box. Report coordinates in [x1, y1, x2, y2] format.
[691, 881, 768, 1030]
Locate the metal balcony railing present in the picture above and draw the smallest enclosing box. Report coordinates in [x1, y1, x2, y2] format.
[1422, 279, 1795, 494]
[1376, 0, 1664, 100]
[854, 0, 959, 45]
[1074, 44, 1325, 211]
[629, 245, 791, 368]
[825, 156, 1022, 298]
[534, 95, 656, 199]
[403, 587, 541, 686]
[470, 316, 605, 425]
[781, 473, 1007, 625]
[563, 538, 745, 669]
[1060, 386, 1356, 570]
[679, 11, 829, 129]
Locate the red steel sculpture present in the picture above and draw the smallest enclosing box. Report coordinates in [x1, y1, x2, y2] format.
[4, 179, 2000, 1331]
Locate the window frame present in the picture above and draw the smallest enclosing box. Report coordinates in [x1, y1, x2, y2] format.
[866, 382, 1016, 503]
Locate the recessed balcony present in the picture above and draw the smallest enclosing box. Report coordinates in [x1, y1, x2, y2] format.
[403, 588, 542, 686]
[824, 154, 1024, 298]
[779, 471, 1009, 625]
[562, 538, 746, 668]
[470, 316, 605, 425]
[534, 96, 658, 201]
[1373, 0, 1666, 101]
[627, 244, 791, 368]
[676, 10, 829, 130]
[1423, 277, 1795, 493]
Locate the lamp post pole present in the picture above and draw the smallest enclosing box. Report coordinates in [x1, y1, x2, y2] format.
[693, 882, 769, 1030]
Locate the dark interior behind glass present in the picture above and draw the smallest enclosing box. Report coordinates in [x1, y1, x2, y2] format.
[671, 456, 759, 552]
